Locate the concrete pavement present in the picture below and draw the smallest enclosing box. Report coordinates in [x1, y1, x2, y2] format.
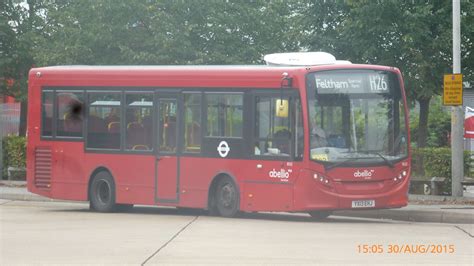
[1, 181, 473, 224]
[1, 200, 473, 265]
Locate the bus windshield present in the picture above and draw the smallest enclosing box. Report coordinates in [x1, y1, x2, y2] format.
[306, 70, 408, 165]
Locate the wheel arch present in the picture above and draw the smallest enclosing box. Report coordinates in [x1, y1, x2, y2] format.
[207, 171, 240, 211]
[87, 166, 115, 201]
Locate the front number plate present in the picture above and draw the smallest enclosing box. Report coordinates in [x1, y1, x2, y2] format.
[352, 200, 375, 208]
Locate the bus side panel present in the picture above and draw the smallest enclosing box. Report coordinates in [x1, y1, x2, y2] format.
[84, 153, 156, 206]
[49, 142, 88, 201]
[179, 157, 222, 209]
[26, 78, 52, 198]
[115, 154, 156, 205]
[241, 182, 293, 212]
[237, 160, 298, 212]
[50, 183, 88, 201]
[179, 157, 298, 212]
[181, 157, 276, 211]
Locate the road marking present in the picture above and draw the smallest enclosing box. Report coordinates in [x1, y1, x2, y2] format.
[141, 215, 199, 265]
[0, 200, 13, 205]
[454, 225, 474, 238]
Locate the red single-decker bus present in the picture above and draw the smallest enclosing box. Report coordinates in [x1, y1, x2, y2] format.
[27, 53, 410, 219]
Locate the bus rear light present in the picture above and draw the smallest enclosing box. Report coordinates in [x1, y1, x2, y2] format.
[402, 170, 407, 177]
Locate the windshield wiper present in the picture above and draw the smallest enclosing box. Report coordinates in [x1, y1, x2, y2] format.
[374, 152, 394, 168]
[324, 152, 394, 170]
[325, 156, 370, 171]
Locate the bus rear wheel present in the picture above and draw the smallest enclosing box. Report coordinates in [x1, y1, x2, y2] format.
[215, 177, 239, 217]
[308, 210, 332, 220]
[90, 171, 117, 212]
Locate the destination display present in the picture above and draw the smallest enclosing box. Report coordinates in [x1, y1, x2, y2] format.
[315, 71, 390, 94]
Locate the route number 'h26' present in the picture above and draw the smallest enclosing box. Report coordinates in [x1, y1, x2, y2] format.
[369, 75, 387, 92]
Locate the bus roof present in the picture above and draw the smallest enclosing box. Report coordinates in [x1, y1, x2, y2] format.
[32, 65, 306, 72]
[30, 64, 398, 74]
[29, 64, 400, 89]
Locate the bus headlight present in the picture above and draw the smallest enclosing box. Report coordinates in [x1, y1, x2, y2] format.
[313, 173, 331, 187]
[313, 173, 319, 180]
[394, 170, 408, 182]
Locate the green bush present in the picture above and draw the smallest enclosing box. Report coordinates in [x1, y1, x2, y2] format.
[412, 147, 471, 178]
[2, 135, 27, 179]
[411, 148, 472, 194]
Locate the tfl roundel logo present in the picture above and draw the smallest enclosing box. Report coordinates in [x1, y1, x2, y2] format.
[217, 141, 230, 158]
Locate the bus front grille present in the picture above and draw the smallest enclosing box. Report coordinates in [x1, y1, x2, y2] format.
[34, 147, 52, 190]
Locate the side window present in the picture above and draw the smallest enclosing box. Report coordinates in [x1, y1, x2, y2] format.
[125, 93, 153, 151]
[206, 94, 243, 137]
[41, 90, 54, 137]
[87, 92, 121, 149]
[254, 96, 291, 157]
[184, 93, 202, 153]
[56, 91, 84, 137]
[158, 98, 178, 153]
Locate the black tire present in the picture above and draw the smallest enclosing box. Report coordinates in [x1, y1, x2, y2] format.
[308, 210, 332, 220]
[89, 171, 116, 212]
[215, 177, 240, 217]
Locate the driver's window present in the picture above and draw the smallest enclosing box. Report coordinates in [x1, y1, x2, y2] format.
[254, 96, 291, 157]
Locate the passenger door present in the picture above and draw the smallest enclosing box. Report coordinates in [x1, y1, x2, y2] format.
[155, 93, 180, 202]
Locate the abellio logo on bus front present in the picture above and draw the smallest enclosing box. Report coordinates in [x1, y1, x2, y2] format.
[353, 169, 375, 178]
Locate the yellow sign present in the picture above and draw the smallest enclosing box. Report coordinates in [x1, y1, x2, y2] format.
[275, 99, 289, 117]
[311, 154, 329, 161]
[443, 74, 463, 106]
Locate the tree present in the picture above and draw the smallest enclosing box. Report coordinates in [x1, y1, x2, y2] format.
[461, 0, 474, 84]
[33, 0, 300, 66]
[1, 0, 47, 136]
[301, 0, 473, 148]
[4, 0, 301, 135]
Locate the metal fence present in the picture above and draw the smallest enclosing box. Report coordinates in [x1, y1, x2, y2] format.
[1, 103, 20, 179]
[0, 103, 20, 137]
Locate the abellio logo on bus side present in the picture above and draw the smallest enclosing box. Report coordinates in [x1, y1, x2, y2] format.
[353, 169, 375, 178]
[269, 168, 292, 180]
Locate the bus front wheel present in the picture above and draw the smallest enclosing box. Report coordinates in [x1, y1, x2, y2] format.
[89, 171, 116, 212]
[215, 177, 239, 217]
